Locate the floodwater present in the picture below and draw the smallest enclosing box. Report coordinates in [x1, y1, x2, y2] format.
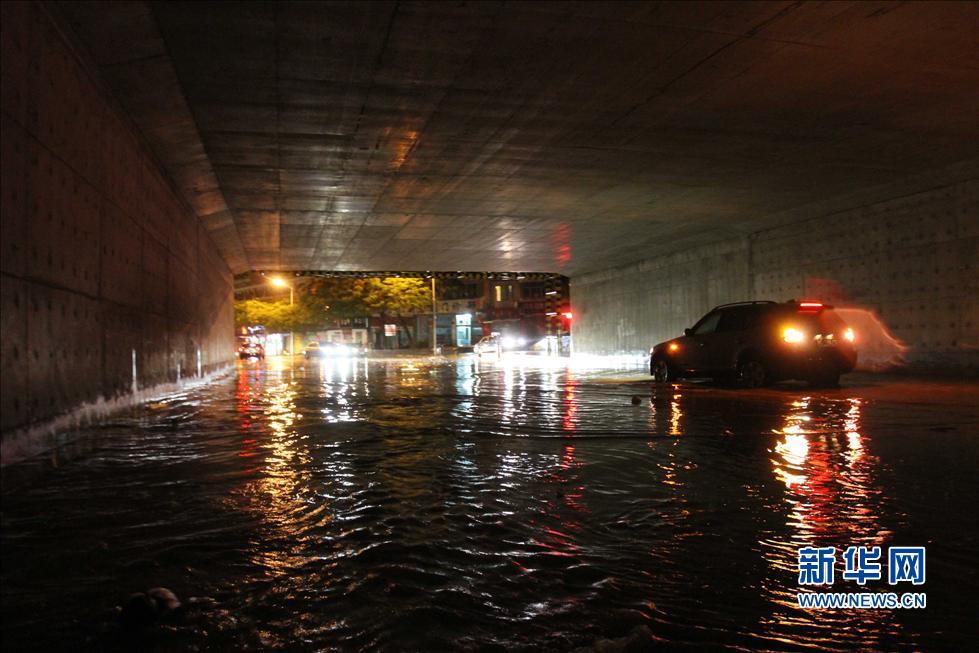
[2, 355, 978, 651]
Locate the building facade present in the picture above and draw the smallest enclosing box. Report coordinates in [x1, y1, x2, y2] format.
[416, 276, 571, 350]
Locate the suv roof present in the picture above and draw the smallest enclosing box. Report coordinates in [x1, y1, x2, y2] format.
[711, 301, 777, 310]
[710, 299, 836, 312]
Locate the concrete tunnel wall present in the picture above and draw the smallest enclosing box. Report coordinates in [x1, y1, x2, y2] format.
[0, 3, 235, 449]
[571, 176, 978, 374]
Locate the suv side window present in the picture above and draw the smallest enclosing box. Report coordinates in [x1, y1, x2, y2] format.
[718, 306, 757, 332]
[691, 311, 722, 335]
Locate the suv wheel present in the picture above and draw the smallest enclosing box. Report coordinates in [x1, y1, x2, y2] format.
[651, 356, 676, 382]
[738, 357, 768, 388]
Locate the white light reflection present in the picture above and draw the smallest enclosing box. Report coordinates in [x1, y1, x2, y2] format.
[451, 358, 478, 420]
[844, 398, 863, 465]
[244, 375, 319, 574]
[762, 393, 894, 642]
[317, 356, 365, 423]
[563, 369, 578, 433]
[669, 392, 682, 436]
[773, 397, 812, 489]
[499, 357, 518, 427]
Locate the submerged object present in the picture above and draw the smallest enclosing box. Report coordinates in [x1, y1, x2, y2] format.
[120, 587, 182, 629]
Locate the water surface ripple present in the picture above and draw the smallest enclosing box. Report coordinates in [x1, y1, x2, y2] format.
[2, 356, 978, 651]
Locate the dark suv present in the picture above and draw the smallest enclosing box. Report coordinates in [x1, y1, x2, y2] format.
[649, 300, 857, 387]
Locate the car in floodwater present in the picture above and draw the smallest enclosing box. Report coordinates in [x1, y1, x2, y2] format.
[305, 341, 362, 358]
[304, 341, 335, 359]
[238, 341, 265, 359]
[473, 335, 501, 356]
[473, 333, 531, 356]
[649, 300, 857, 387]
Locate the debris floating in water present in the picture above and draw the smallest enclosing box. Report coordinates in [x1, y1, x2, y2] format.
[120, 587, 182, 629]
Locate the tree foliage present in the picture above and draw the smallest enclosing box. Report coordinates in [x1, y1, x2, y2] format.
[360, 277, 431, 317]
[235, 277, 431, 340]
[305, 277, 429, 316]
[234, 298, 326, 332]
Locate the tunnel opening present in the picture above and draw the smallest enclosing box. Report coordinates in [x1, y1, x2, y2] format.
[232, 270, 571, 358]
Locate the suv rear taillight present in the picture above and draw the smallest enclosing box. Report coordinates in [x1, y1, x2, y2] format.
[797, 301, 824, 313]
[782, 327, 805, 343]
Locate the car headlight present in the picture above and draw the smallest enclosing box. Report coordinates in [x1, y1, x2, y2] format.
[843, 328, 856, 342]
[501, 336, 516, 348]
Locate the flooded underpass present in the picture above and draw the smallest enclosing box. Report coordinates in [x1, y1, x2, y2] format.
[2, 355, 978, 651]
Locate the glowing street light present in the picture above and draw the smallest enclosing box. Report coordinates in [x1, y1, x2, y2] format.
[268, 276, 295, 356]
[269, 276, 294, 304]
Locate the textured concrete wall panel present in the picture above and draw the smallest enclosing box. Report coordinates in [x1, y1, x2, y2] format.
[141, 231, 169, 315]
[99, 303, 142, 398]
[141, 312, 170, 386]
[0, 276, 29, 431]
[572, 240, 750, 355]
[0, 116, 29, 276]
[168, 317, 197, 380]
[167, 257, 198, 326]
[572, 179, 978, 373]
[167, 191, 199, 270]
[32, 285, 102, 415]
[0, 2, 33, 128]
[24, 139, 101, 297]
[0, 3, 235, 440]
[99, 203, 143, 308]
[751, 183, 977, 370]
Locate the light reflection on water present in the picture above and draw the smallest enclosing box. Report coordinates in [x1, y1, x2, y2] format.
[762, 395, 907, 650]
[1, 356, 975, 651]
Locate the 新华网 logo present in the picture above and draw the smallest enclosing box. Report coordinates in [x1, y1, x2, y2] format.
[796, 545, 926, 609]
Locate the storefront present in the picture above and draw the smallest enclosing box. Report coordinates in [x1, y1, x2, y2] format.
[454, 313, 472, 347]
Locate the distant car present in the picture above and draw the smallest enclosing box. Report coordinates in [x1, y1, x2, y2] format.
[474, 335, 501, 356]
[473, 333, 529, 356]
[238, 342, 264, 359]
[304, 341, 327, 358]
[649, 300, 857, 387]
[305, 341, 362, 358]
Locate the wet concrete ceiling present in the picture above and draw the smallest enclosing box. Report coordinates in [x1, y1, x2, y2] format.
[57, 1, 979, 275]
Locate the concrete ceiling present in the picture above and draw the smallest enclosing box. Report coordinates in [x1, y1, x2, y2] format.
[57, 1, 979, 275]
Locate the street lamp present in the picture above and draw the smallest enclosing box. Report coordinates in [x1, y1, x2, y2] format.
[430, 276, 437, 356]
[269, 276, 294, 305]
[268, 276, 295, 357]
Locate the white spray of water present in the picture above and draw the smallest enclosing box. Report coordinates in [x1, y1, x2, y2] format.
[834, 307, 910, 371]
[2, 364, 235, 467]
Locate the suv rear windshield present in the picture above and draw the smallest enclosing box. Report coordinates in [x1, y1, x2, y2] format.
[771, 306, 847, 332]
